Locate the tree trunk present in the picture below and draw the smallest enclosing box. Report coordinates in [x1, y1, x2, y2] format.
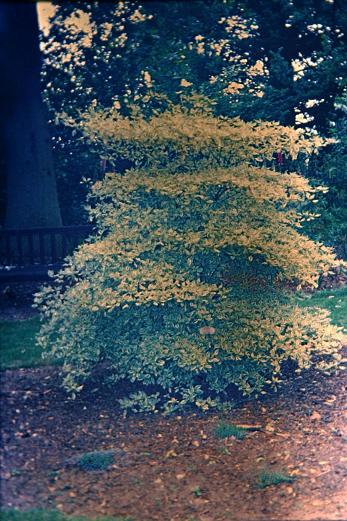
[0, 2, 62, 229]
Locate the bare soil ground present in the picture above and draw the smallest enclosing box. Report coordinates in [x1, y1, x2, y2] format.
[1, 364, 347, 521]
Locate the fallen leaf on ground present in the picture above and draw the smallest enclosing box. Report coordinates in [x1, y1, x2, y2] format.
[236, 424, 262, 430]
[165, 449, 177, 458]
[324, 396, 337, 405]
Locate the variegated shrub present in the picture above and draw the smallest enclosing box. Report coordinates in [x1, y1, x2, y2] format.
[35, 101, 344, 412]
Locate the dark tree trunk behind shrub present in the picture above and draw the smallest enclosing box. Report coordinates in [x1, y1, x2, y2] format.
[0, 2, 62, 230]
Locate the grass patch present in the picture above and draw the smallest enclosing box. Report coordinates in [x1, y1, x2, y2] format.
[0, 317, 57, 370]
[298, 287, 347, 331]
[257, 470, 294, 489]
[0, 510, 132, 521]
[0, 317, 42, 369]
[192, 486, 202, 497]
[73, 450, 115, 471]
[214, 422, 248, 440]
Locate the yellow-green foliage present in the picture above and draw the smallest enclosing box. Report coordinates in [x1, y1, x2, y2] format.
[36, 101, 344, 412]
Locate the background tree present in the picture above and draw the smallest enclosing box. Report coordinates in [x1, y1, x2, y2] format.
[213, 0, 347, 129]
[304, 95, 347, 258]
[0, 2, 62, 229]
[33, 0, 347, 254]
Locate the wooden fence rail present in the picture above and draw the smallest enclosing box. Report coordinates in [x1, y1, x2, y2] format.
[0, 225, 93, 282]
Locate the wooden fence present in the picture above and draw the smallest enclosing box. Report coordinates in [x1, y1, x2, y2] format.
[0, 225, 93, 281]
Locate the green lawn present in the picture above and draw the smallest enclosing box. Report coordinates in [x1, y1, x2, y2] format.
[0, 510, 131, 521]
[0, 317, 49, 370]
[298, 286, 347, 331]
[0, 287, 346, 371]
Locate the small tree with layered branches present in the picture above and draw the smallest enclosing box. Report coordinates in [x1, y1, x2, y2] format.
[36, 99, 344, 412]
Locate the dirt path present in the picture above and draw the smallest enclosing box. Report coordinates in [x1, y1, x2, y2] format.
[1, 366, 346, 521]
